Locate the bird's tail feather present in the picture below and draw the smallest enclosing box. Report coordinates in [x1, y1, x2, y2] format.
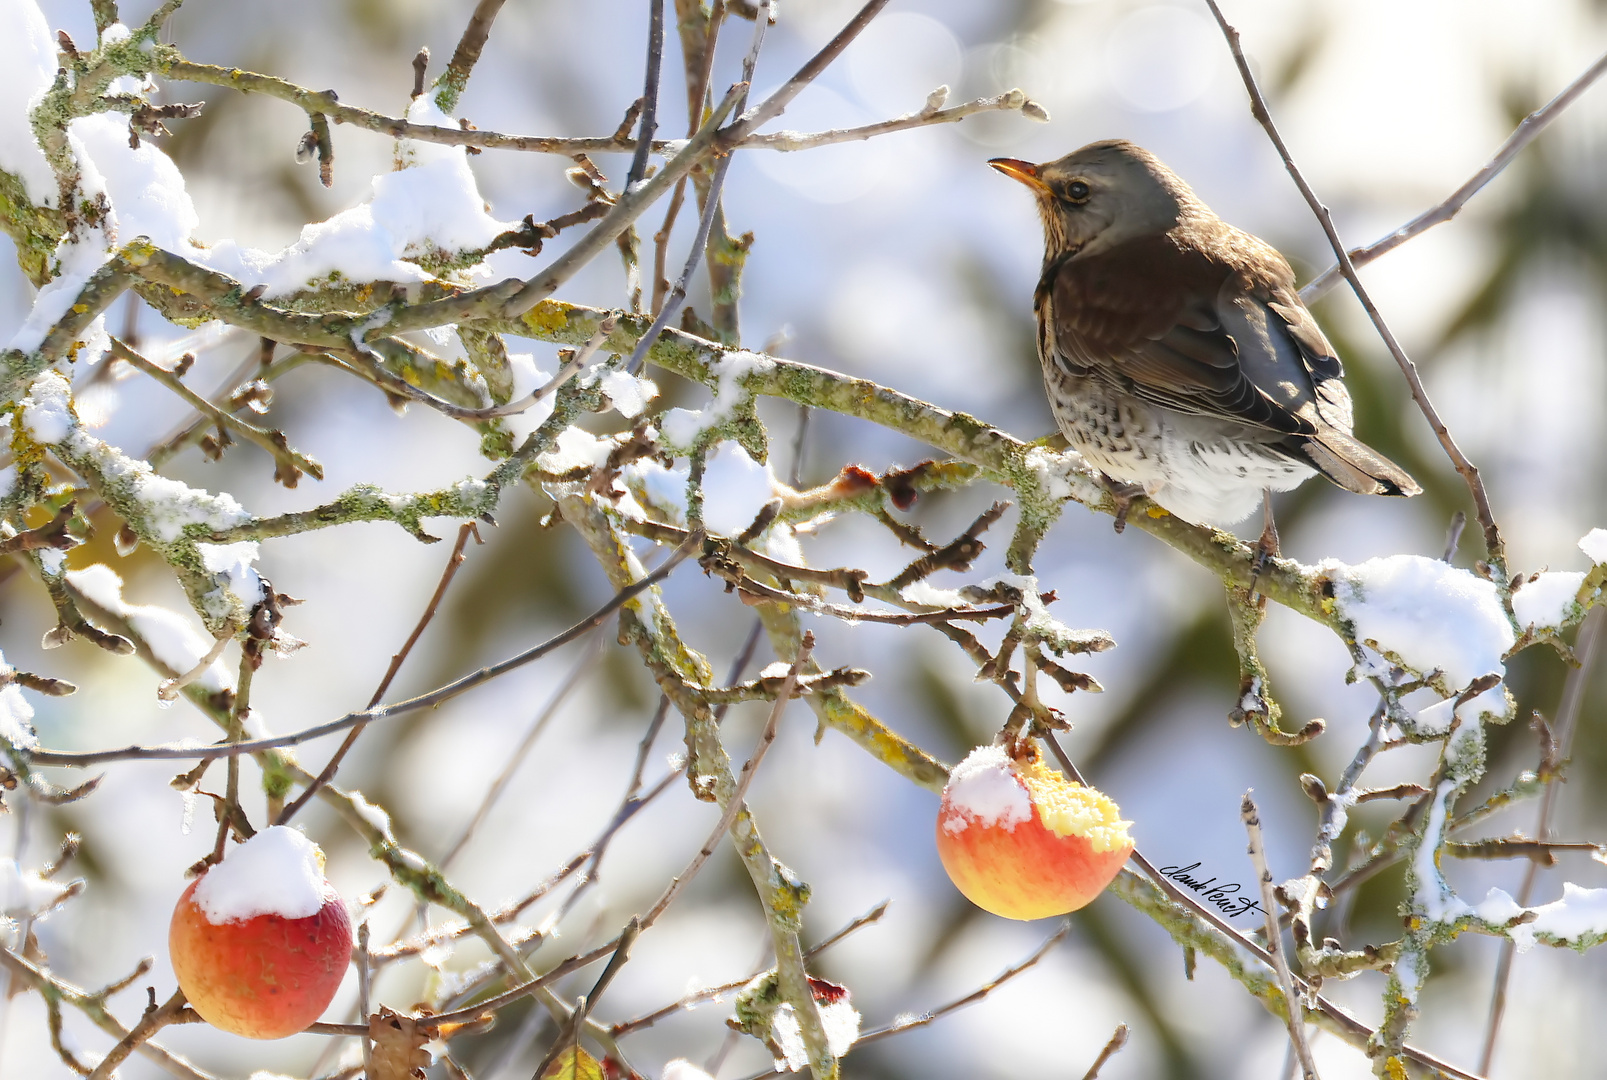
[1303, 430, 1422, 498]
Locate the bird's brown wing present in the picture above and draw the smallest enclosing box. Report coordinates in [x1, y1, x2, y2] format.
[1037, 232, 1327, 436]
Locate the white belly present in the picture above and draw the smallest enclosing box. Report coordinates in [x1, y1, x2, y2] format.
[1046, 369, 1314, 529]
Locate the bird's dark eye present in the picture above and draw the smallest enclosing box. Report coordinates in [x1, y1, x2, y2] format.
[1065, 180, 1091, 203]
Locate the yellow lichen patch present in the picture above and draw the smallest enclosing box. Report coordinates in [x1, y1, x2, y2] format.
[522, 300, 570, 334]
[121, 238, 158, 265]
[1017, 756, 1133, 853]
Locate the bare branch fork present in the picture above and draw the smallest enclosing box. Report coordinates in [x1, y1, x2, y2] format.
[714, 920, 1078, 1080]
[638, 631, 810, 930]
[276, 521, 483, 826]
[1301, 48, 1607, 301]
[625, 0, 775, 374]
[22, 532, 704, 767]
[110, 336, 323, 485]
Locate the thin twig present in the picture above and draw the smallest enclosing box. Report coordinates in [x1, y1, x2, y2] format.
[719, 570, 1015, 626]
[155, 621, 235, 702]
[625, 0, 773, 374]
[1204, 0, 1505, 571]
[1447, 837, 1603, 863]
[743, 89, 1044, 151]
[831, 922, 1069, 1052]
[1284, 700, 1388, 954]
[1479, 604, 1604, 1072]
[85, 989, 191, 1080]
[624, 150, 735, 376]
[638, 632, 811, 929]
[625, 696, 672, 801]
[612, 898, 891, 1036]
[626, 0, 666, 191]
[213, 648, 255, 864]
[162, 52, 1031, 160]
[788, 402, 810, 487]
[437, 630, 604, 868]
[1079, 1024, 1130, 1080]
[357, 922, 373, 1075]
[1301, 49, 1607, 300]
[277, 521, 483, 824]
[1443, 510, 1468, 563]
[0, 502, 77, 556]
[651, 0, 726, 311]
[145, 339, 302, 471]
[806, 899, 890, 957]
[1044, 737, 1485, 1080]
[650, 176, 691, 315]
[111, 337, 324, 484]
[584, 918, 641, 1010]
[29, 532, 703, 767]
[501, 83, 745, 318]
[720, 0, 890, 143]
[466, 316, 616, 419]
[621, 518, 870, 598]
[433, 0, 508, 112]
[1241, 791, 1321, 1080]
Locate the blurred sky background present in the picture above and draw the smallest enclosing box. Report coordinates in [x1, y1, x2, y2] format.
[4, 0, 1607, 1077]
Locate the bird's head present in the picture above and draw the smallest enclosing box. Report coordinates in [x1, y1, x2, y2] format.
[989, 140, 1208, 261]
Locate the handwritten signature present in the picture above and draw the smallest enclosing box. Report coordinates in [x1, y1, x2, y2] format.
[1158, 861, 1266, 918]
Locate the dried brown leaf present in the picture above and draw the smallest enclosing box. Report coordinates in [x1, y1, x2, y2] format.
[368, 1006, 431, 1080]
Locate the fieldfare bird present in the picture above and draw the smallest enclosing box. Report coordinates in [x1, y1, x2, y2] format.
[990, 140, 1420, 530]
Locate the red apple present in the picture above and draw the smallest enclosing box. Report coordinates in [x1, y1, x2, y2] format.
[936, 744, 1133, 920]
[169, 827, 351, 1039]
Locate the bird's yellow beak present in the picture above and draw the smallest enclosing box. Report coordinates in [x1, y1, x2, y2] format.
[988, 157, 1051, 194]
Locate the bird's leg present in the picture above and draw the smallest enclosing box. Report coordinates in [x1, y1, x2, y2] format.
[1247, 489, 1280, 597]
[1101, 474, 1146, 534]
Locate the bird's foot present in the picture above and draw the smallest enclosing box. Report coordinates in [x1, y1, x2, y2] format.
[1101, 475, 1146, 534]
[1248, 491, 1281, 597]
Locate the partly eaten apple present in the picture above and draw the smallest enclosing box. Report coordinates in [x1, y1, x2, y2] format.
[936, 744, 1133, 920]
[169, 825, 351, 1039]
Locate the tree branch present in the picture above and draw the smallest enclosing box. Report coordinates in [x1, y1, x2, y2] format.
[1204, 0, 1506, 572]
[1301, 49, 1607, 301]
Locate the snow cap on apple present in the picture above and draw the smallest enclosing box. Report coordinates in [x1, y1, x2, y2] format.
[170, 826, 351, 1039]
[937, 744, 1133, 920]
